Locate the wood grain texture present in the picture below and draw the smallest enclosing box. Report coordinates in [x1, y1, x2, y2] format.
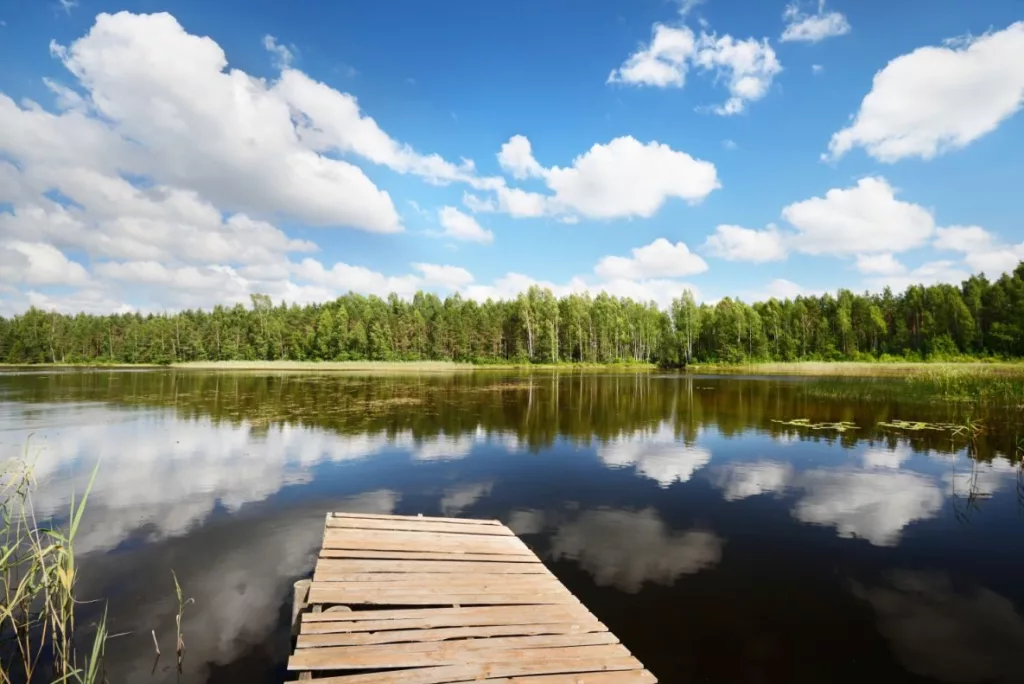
[326, 517, 514, 536]
[318, 549, 540, 562]
[290, 512, 656, 682]
[303, 657, 650, 684]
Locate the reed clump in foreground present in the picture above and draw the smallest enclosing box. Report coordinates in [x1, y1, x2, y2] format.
[0, 456, 107, 683]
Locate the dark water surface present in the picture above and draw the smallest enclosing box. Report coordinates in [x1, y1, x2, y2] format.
[1, 369, 1023, 683]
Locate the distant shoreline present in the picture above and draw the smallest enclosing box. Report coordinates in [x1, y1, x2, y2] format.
[3, 359, 1024, 377]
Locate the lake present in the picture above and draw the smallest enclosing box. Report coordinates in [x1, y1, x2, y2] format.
[1, 369, 1022, 683]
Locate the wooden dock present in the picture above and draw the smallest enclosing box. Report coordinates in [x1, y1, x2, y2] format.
[288, 511, 656, 683]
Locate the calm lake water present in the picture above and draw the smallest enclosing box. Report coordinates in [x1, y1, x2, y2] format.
[1, 369, 1023, 683]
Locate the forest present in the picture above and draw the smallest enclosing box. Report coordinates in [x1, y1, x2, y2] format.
[2, 263, 1023, 366]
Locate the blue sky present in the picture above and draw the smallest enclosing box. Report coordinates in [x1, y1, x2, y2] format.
[1, 0, 1023, 313]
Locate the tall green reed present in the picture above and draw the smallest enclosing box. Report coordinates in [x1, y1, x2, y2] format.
[1, 447, 107, 683]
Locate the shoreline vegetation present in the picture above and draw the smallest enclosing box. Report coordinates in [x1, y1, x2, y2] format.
[3, 359, 1024, 377]
[2, 264, 1024, 368]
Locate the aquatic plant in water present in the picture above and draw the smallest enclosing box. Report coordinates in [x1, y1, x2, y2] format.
[0, 452, 107, 683]
[771, 418, 858, 433]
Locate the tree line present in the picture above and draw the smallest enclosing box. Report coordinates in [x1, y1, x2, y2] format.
[2, 263, 1023, 365]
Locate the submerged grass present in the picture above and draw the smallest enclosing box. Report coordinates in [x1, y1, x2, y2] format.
[1, 450, 107, 683]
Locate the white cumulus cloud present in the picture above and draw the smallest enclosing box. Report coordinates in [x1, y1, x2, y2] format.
[0, 241, 90, 286]
[608, 24, 696, 88]
[855, 253, 906, 276]
[437, 206, 494, 243]
[595, 238, 708, 280]
[933, 225, 1024, 277]
[827, 22, 1024, 162]
[544, 136, 720, 218]
[781, 177, 936, 255]
[704, 224, 787, 262]
[497, 134, 545, 179]
[609, 23, 782, 115]
[781, 1, 851, 43]
[469, 135, 719, 222]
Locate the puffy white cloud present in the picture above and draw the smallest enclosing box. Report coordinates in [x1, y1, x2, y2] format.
[550, 508, 723, 593]
[544, 136, 719, 218]
[292, 259, 422, 299]
[48, 11, 403, 232]
[781, 1, 851, 44]
[713, 461, 794, 501]
[437, 206, 494, 243]
[782, 177, 935, 255]
[0, 169, 317, 266]
[595, 238, 708, 280]
[412, 263, 475, 289]
[0, 241, 89, 286]
[933, 225, 1024, 277]
[692, 32, 782, 115]
[95, 261, 249, 294]
[470, 135, 719, 222]
[495, 186, 551, 217]
[608, 23, 781, 114]
[793, 469, 943, 546]
[964, 247, 1024, 276]
[497, 134, 544, 179]
[598, 422, 712, 487]
[812, 63, 824, 74]
[934, 225, 994, 253]
[1, 11, 537, 314]
[704, 224, 787, 262]
[608, 24, 696, 88]
[827, 22, 1024, 162]
[856, 253, 906, 276]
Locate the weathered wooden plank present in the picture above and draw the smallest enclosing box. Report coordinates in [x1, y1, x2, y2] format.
[287, 640, 627, 670]
[308, 588, 574, 606]
[310, 573, 562, 588]
[322, 529, 532, 555]
[319, 549, 540, 562]
[445, 672, 655, 684]
[297, 621, 609, 648]
[326, 673, 658, 684]
[315, 559, 549, 574]
[303, 656, 649, 684]
[326, 517, 514, 536]
[291, 513, 655, 682]
[448, 674, 655, 684]
[301, 604, 590, 625]
[332, 511, 501, 526]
